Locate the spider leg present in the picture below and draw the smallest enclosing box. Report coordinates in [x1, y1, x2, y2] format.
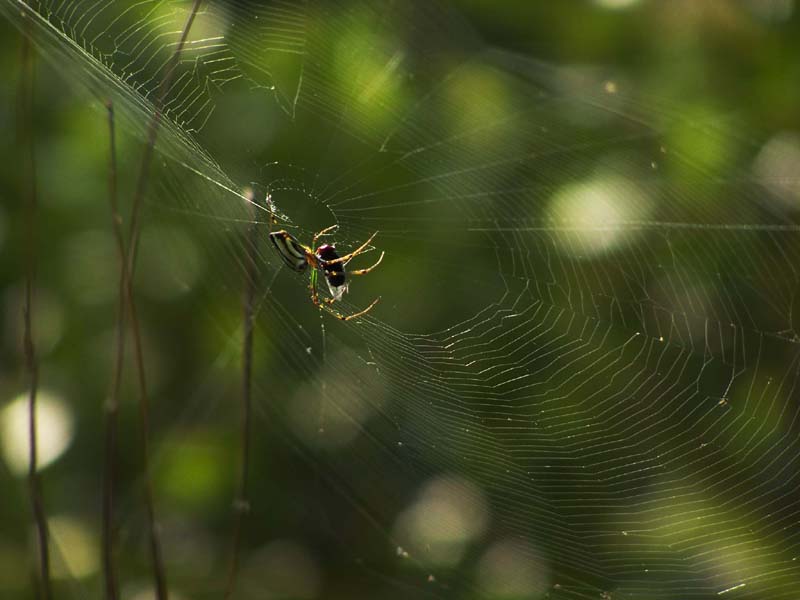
[320, 296, 380, 321]
[312, 224, 339, 246]
[348, 251, 385, 275]
[323, 231, 378, 266]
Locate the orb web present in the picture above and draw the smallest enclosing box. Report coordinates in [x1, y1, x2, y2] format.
[3, 1, 799, 598]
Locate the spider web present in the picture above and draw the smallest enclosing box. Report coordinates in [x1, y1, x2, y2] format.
[3, 1, 800, 599]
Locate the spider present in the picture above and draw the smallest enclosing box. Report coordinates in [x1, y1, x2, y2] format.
[266, 195, 384, 321]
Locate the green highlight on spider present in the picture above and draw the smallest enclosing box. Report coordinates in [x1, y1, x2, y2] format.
[267, 195, 384, 321]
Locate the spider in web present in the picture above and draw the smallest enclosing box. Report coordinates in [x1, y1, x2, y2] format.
[266, 195, 384, 321]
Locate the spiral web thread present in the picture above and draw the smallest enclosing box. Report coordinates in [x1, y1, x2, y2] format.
[3, 1, 800, 598]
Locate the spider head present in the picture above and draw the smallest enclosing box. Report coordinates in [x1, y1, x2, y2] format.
[315, 244, 337, 260]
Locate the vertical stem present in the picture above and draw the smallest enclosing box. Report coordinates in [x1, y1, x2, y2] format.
[224, 190, 258, 599]
[102, 100, 122, 600]
[128, 298, 166, 600]
[18, 30, 52, 600]
[121, 4, 203, 599]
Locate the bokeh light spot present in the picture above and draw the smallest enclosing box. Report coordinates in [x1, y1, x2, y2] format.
[288, 348, 387, 449]
[593, 0, 643, 10]
[1, 391, 74, 475]
[753, 131, 800, 213]
[476, 539, 550, 599]
[48, 515, 98, 579]
[393, 475, 490, 566]
[548, 175, 652, 256]
[741, 0, 794, 23]
[240, 540, 321, 599]
[155, 433, 230, 510]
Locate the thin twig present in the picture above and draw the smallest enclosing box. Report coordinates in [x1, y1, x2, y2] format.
[128, 299, 166, 599]
[102, 100, 122, 600]
[122, 3, 204, 599]
[224, 189, 259, 599]
[18, 30, 52, 600]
